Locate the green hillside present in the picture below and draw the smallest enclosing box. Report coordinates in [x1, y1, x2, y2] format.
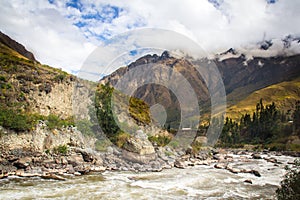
[227, 77, 300, 121]
[0, 38, 75, 131]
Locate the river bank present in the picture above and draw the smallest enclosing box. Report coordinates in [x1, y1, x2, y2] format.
[0, 152, 298, 199]
[1, 142, 299, 181]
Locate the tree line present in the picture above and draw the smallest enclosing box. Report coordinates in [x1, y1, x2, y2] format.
[218, 99, 300, 150]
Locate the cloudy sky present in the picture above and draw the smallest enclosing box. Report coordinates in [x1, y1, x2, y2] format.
[0, 0, 300, 74]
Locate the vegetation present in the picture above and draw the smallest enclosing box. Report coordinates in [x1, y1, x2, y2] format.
[45, 114, 74, 129]
[94, 83, 151, 147]
[0, 106, 38, 131]
[227, 77, 300, 121]
[276, 159, 300, 200]
[0, 37, 76, 133]
[191, 140, 203, 154]
[217, 99, 300, 151]
[148, 135, 172, 147]
[0, 105, 74, 131]
[52, 145, 68, 155]
[94, 138, 112, 151]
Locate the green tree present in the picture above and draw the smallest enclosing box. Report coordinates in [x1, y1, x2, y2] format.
[293, 101, 300, 136]
[276, 159, 300, 200]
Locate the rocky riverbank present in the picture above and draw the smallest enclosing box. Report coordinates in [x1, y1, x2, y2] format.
[1, 123, 299, 181]
[1, 140, 299, 181]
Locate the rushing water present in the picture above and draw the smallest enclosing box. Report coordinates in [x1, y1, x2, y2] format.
[0, 155, 296, 200]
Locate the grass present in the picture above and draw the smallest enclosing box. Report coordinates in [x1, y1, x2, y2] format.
[226, 77, 300, 120]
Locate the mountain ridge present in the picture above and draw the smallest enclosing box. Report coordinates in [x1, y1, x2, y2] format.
[0, 31, 37, 62]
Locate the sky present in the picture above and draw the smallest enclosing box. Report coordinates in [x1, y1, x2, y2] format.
[0, 0, 300, 74]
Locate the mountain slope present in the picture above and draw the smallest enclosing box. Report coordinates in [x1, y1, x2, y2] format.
[0, 31, 37, 62]
[0, 31, 79, 132]
[227, 77, 300, 120]
[101, 50, 300, 127]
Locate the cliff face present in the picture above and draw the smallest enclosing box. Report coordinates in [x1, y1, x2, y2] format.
[0, 31, 94, 121]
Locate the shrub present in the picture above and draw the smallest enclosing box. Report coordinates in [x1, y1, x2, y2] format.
[53, 145, 68, 155]
[115, 131, 131, 148]
[54, 73, 67, 82]
[148, 135, 172, 147]
[0, 106, 37, 131]
[276, 159, 300, 200]
[46, 114, 74, 129]
[191, 141, 202, 154]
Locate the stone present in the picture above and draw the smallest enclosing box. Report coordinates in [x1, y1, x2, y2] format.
[90, 166, 106, 172]
[67, 153, 84, 166]
[122, 151, 156, 164]
[122, 137, 155, 155]
[74, 172, 81, 176]
[213, 154, 225, 161]
[227, 167, 241, 174]
[61, 157, 68, 165]
[13, 157, 32, 169]
[41, 173, 66, 181]
[252, 154, 262, 159]
[251, 170, 261, 177]
[80, 151, 94, 162]
[66, 165, 75, 174]
[174, 160, 187, 169]
[214, 163, 227, 169]
[264, 157, 277, 163]
[244, 179, 252, 184]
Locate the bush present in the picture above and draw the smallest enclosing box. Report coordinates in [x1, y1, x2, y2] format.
[276, 159, 300, 200]
[0, 106, 37, 131]
[148, 135, 172, 147]
[46, 114, 74, 129]
[54, 73, 67, 82]
[53, 145, 68, 155]
[191, 140, 203, 154]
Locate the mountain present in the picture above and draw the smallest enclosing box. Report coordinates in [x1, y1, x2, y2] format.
[101, 49, 300, 127]
[227, 77, 300, 120]
[0, 31, 37, 62]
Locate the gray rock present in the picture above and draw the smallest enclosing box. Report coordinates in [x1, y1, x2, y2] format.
[251, 170, 261, 177]
[13, 157, 31, 169]
[244, 179, 252, 184]
[252, 154, 262, 159]
[174, 160, 187, 169]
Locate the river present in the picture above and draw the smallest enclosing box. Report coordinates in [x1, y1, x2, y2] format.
[0, 154, 296, 199]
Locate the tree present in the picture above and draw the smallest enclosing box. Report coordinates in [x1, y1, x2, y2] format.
[276, 159, 300, 200]
[293, 101, 300, 136]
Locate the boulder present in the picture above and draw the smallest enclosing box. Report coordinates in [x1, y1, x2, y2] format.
[174, 160, 187, 169]
[251, 170, 261, 177]
[252, 154, 262, 159]
[80, 151, 94, 162]
[213, 154, 225, 161]
[227, 167, 241, 174]
[13, 157, 32, 169]
[122, 137, 155, 155]
[122, 150, 156, 164]
[214, 163, 227, 169]
[67, 153, 84, 166]
[41, 173, 66, 181]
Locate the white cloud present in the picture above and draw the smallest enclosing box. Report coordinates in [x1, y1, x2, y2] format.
[0, 0, 96, 73]
[0, 0, 300, 74]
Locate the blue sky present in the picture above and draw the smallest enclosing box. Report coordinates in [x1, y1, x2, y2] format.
[0, 0, 299, 75]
